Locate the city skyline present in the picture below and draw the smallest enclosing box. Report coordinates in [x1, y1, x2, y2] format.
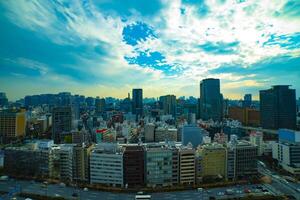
[0, 0, 300, 100]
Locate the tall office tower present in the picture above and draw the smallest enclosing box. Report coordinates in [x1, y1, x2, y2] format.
[159, 95, 177, 117]
[95, 98, 106, 114]
[200, 78, 223, 121]
[243, 94, 252, 108]
[0, 109, 26, 143]
[123, 145, 145, 188]
[132, 89, 143, 117]
[260, 85, 296, 130]
[52, 106, 73, 144]
[0, 92, 8, 107]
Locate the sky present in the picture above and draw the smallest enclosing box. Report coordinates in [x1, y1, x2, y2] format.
[0, 0, 300, 101]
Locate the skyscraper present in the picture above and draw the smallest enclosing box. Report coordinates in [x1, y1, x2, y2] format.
[200, 78, 223, 121]
[260, 85, 296, 130]
[52, 106, 73, 144]
[159, 95, 177, 117]
[132, 89, 143, 117]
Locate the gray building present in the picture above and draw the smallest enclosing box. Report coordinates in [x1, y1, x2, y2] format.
[145, 144, 172, 187]
[52, 106, 73, 143]
[200, 78, 223, 121]
[227, 140, 258, 180]
[260, 85, 296, 130]
[159, 95, 177, 117]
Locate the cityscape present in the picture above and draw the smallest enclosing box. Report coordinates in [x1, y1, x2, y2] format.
[1, 1, 300, 200]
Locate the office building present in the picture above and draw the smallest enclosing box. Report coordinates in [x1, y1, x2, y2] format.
[200, 78, 223, 121]
[145, 144, 172, 187]
[155, 127, 177, 142]
[132, 89, 143, 117]
[181, 125, 205, 148]
[95, 98, 106, 114]
[52, 106, 73, 143]
[228, 140, 258, 180]
[144, 123, 155, 142]
[123, 145, 145, 188]
[159, 95, 176, 117]
[90, 144, 124, 187]
[243, 94, 252, 108]
[0, 109, 26, 143]
[0, 92, 8, 107]
[169, 145, 179, 185]
[272, 129, 300, 174]
[4, 144, 50, 178]
[260, 85, 296, 130]
[198, 143, 226, 179]
[73, 145, 92, 182]
[250, 131, 264, 156]
[228, 107, 260, 126]
[178, 146, 195, 185]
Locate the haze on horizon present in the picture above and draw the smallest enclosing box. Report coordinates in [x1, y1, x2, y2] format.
[0, 0, 300, 101]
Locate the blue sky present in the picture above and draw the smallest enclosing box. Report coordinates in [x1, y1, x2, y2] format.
[0, 0, 299, 100]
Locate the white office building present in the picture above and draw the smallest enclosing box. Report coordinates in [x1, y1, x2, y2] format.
[90, 143, 124, 187]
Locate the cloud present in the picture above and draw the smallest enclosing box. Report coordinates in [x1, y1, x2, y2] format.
[0, 0, 300, 100]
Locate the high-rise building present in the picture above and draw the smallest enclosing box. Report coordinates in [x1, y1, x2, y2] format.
[260, 85, 296, 130]
[0, 109, 26, 143]
[52, 106, 73, 144]
[243, 94, 252, 108]
[123, 145, 145, 188]
[200, 78, 223, 121]
[159, 95, 177, 117]
[132, 89, 143, 117]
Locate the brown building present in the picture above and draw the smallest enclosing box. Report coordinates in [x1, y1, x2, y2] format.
[123, 145, 145, 188]
[228, 107, 260, 126]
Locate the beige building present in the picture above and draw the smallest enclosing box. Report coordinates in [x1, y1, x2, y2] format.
[0, 109, 26, 141]
[178, 146, 195, 185]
